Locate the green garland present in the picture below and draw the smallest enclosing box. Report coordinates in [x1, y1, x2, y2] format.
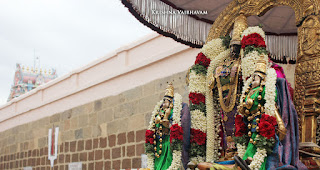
[244, 45, 269, 56]
[191, 64, 207, 76]
[233, 134, 250, 146]
[189, 102, 206, 115]
[145, 143, 154, 154]
[171, 139, 183, 151]
[255, 135, 275, 154]
[220, 35, 231, 49]
[189, 143, 206, 158]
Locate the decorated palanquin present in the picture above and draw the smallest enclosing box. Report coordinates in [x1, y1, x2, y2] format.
[145, 83, 191, 170]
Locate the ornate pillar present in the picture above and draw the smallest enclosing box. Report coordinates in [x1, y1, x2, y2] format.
[295, 15, 320, 143]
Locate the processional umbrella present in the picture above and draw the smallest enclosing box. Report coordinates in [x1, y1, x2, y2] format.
[122, 0, 299, 63]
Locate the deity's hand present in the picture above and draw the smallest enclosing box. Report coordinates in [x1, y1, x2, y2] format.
[275, 106, 287, 141]
[208, 75, 216, 90]
[162, 119, 170, 128]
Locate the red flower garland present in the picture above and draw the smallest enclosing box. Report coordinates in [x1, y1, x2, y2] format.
[189, 92, 206, 105]
[195, 52, 211, 68]
[260, 114, 277, 126]
[258, 114, 277, 139]
[241, 33, 266, 49]
[235, 115, 247, 137]
[170, 124, 184, 143]
[190, 128, 207, 145]
[145, 130, 154, 144]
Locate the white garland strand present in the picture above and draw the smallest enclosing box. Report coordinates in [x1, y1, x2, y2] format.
[241, 51, 268, 80]
[248, 148, 267, 170]
[264, 68, 277, 116]
[205, 49, 231, 161]
[188, 71, 207, 94]
[200, 38, 226, 60]
[148, 101, 163, 130]
[147, 93, 183, 169]
[167, 150, 182, 170]
[236, 144, 247, 159]
[190, 110, 207, 131]
[239, 76, 254, 106]
[172, 93, 183, 125]
[188, 38, 226, 163]
[147, 153, 155, 170]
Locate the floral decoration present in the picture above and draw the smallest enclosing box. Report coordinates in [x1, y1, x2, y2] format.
[235, 115, 247, 137]
[145, 93, 183, 170]
[241, 33, 266, 49]
[170, 124, 184, 143]
[189, 92, 206, 105]
[195, 52, 211, 68]
[191, 129, 207, 145]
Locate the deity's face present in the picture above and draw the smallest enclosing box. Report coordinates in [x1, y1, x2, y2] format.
[252, 74, 261, 88]
[162, 99, 171, 109]
[230, 44, 241, 58]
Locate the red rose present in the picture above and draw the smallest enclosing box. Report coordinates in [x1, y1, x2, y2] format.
[170, 124, 183, 143]
[235, 115, 247, 137]
[190, 129, 206, 145]
[195, 52, 211, 68]
[189, 93, 206, 105]
[145, 130, 154, 144]
[241, 33, 266, 49]
[258, 121, 275, 139]
[260, 114, 277, 126]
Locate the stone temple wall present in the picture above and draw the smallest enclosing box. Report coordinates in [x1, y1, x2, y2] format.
[0, 71, 189, 170]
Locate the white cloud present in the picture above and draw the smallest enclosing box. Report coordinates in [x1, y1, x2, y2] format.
[0, 0, 153, 103]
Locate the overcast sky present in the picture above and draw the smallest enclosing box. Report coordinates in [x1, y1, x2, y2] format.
[0, 0, 153, 105]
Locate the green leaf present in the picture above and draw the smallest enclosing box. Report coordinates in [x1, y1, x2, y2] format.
[190, 103, 206, 115]
[191, 64, 207, 76]
[220, 36, 231, 49]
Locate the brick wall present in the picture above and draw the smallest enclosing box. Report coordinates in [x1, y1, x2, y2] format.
[0, 71, 189, 170]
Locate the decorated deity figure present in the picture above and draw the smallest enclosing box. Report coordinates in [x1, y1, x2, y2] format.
[187, 14, 248, 164]
[233, 27, 306, 170]
[145, 83, 191, 170]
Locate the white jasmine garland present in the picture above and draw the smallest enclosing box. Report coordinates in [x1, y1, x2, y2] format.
[264, 68, 277, 116]
[241, 26, 266, 40]
[148, 101, 163, 130]
[172, 93, 183, 125]
[189, 71, 207, 94]
[200, 38, 226, 60]
[190, 110, 207, 131]
[237, 144, 246, 159]
[147, 153, 155, 170]
[190, 156, 205, 164]
[248, 148, 267, 170]
[241, 51, 268, 80]
[205, 49, 231, 161]
[239, 76, 254, 106]
[167, 150, 182, 170]
[146, 93, 183, 169]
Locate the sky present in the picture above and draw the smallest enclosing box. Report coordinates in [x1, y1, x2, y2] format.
[0, 0, 153, 105]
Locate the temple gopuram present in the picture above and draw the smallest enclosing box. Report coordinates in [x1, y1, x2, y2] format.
[7, 63, 57, 101]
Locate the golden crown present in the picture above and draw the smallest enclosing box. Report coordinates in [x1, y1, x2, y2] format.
[164, 82, 174, 99]
[254, 59, 267, 78]
[231, 14, 248, 45]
